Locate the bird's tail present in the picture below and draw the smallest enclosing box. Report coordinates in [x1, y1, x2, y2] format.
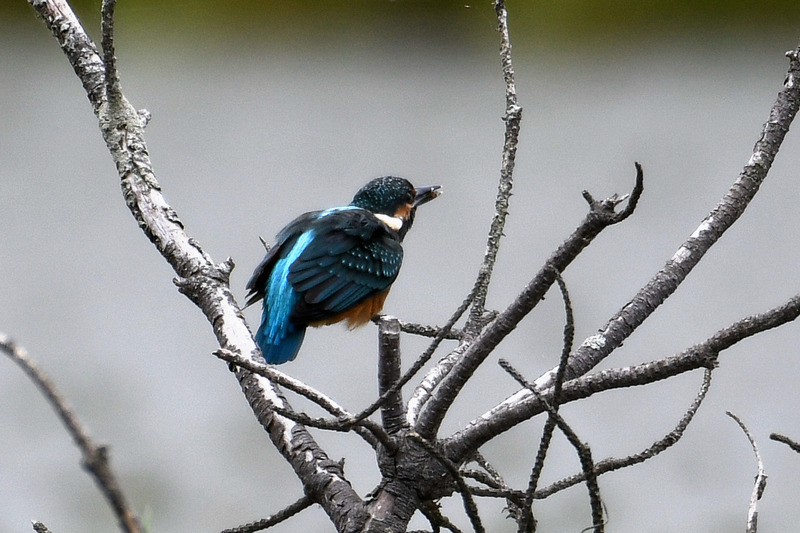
[255, 322, 306, 364]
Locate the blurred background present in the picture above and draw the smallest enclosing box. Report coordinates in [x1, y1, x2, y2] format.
[2, 1, 800, 531]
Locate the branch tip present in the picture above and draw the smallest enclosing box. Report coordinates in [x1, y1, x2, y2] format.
[770, 432, 800, 454]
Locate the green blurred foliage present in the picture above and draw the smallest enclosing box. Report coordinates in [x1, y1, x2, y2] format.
[7, 0, 800, 52]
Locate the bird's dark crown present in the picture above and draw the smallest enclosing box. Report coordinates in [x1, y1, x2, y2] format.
[350, 176, 416, 216]
[350, 176, 441, 239]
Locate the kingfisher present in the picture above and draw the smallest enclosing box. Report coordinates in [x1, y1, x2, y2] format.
[245, 176, 441, 364]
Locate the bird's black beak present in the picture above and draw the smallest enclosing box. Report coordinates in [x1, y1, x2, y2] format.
[413, 185, 442, 207]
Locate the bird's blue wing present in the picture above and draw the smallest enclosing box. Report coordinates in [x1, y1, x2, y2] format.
[245, 207, 403, 362]
[246, 211, 320, 363]
[288, 209, 403, 323]
[244, 211, 320, 308]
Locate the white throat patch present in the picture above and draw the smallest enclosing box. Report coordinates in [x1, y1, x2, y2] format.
[374, 213, 404, 231]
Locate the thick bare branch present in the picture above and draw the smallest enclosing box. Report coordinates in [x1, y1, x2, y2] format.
[549, 43, 800, 387]
[441, 43, 800, 458]
[446, 293, 800, 461]
[27, 2, 366, 529]
[378, 316, 409, 434]
[28, 0, 106, 109]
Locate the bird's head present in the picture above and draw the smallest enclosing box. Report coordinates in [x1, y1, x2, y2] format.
[351, 176, 441, 239]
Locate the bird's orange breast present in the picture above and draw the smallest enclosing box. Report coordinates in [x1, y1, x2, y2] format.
[309, 290, 390, 329]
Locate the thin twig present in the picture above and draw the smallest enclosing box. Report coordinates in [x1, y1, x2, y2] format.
[460, 469, 506, 491]
[727, 411, 767, 533]
[516, 271, 576, 531]
[463, 453, 527, 525]
[499, 360, 603, 532]
[215, 349, 389, 449]
[465, 484, 525, 503]
[551, 272, 576, 400]
[390, 319, 463, 340]
[534, 369, 713, 499]
[214, 349, 348, 417]
[466, 0, 522, 333]
[1, 334, 141, 533]
[419, 501, 466, 533]
[220, 495, 313, 533]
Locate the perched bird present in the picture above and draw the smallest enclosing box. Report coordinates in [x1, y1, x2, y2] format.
[245, 176, 441, 364]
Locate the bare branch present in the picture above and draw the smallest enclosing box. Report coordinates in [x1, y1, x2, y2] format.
[406, 433, 484, 533]
[499, 360, 604, 532]
[418, 501, 466, 533]
[378, 316, 409, 434]
[28, 1, 366, 527]
[397, 0, 532, 432]
[416, 168, 644, 440]
[770, 433, 800, 454]
[521, 272, 577, 530]
[27, 0, 106, 109]
[1, 334, 141, 533]
[534, 369, 712, 499]
[100, 0, 121, 104]
[214, 349, 348, 417]
[390, 319, 463, 341]
[367, 286, 475, 428]
[547, 44, 800, 388]
[551, 273, 576, 401]
[32, 522, 52, 533]
[462, 452, 527, 524]
[215, 349, 388, 449]
[446, 290, 800, 462]
[219, 495, 313, 533]
[466, 0, 522, 333]
[727, 412, 767, 533]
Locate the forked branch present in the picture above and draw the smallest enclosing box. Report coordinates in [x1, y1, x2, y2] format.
[441, 43, 800, 461]
[446, 291, 800, 461]
[415, 165, 644, 439]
